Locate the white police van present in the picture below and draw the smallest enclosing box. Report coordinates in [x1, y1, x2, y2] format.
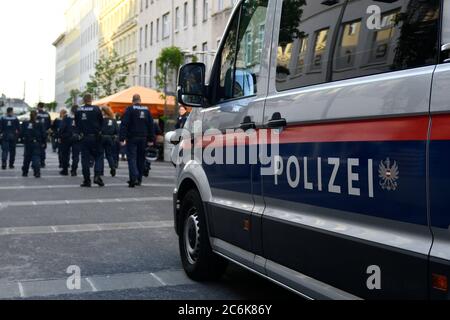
[173, 0, 450, 299]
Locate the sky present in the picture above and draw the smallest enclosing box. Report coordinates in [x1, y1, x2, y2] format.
[0, 0, 68, 107]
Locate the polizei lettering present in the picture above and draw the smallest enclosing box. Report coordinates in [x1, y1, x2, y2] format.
[272, 156, 375, 198]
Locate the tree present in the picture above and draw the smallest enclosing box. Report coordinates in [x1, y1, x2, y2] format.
[65, 89, 81, 108]
[155, 46, 185, 97]
[45, 102, 58, 112]
[155, 47, 185, 124]
[83, 50, 129, 99]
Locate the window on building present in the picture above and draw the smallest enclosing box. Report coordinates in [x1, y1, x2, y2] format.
[183, 2, 188, 28]
[203, 0, 208, 21]
[202, 42, 208, 69]
[175, 7, 180, 31]
[149, 60, 153, 87]
[218, 0, 224, 12]
[193, 0, 198, 26]
[144, 63, 147, 86]
[150, 22, 154, 45]
[145, 24, 148, 48]
[162, 13, 170, 39]
[156, 18, 160, 42]
[139, 27, 143, 51]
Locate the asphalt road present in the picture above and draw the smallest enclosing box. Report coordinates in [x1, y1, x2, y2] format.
[0, 147, 299, 300]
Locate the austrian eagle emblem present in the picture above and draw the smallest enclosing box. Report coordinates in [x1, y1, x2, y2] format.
[378, 158, 399, 191]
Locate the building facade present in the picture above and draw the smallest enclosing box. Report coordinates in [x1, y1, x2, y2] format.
[54, 0, 236, 106]
[136, 0, 238, 93]
[80, 0, 100, 91]
[98, 0, 138, 87]
[62, 0, 83, 107]
[53, 33, 66, 109]
[54, 0, 136, 106]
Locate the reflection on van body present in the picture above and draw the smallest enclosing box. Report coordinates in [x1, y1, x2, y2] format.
[276, 0, 440, 91]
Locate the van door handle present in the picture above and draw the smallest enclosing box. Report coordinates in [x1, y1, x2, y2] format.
[240, 116, 256, 131]
[267, 113, 287, 129]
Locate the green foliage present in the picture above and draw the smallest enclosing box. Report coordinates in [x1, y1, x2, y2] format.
[83, 50, 130, 99]
[45, 101, 58, 112]
[155, 46, 185, 95]
[65, 89, 81, 108]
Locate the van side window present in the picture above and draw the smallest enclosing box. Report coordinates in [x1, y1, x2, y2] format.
[218, 0, 268, 102]
[332, 0, 440, 81]
[276, 1, 342, 91]
[275, 0, 441, 92]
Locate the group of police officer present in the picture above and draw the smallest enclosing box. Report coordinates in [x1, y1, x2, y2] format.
[0, 93, 155, 188]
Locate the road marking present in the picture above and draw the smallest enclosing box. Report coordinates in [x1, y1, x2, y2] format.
[86, 278, 98, 292]
[0, 183, 173, 190]
[0, 269, 194, 299]
[0, 197, 172, 208]
[150, 273, 167, 286]
[0, 220, 174, 236]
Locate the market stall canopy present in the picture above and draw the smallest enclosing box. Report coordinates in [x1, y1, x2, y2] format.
[93, 86, 176, 117]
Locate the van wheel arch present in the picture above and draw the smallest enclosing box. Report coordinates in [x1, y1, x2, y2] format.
[176, 179, 202, 235]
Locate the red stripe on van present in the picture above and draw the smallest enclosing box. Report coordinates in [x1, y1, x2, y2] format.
[431, 114, 450, 141]
[279, 116, 430, 144]
[192, 115, 430, 149]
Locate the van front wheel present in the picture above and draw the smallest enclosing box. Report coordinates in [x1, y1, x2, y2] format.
[179, 190, 228, 281]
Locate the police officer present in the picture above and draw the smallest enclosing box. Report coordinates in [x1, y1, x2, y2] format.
[101, 106, 118, 177]
[21, 110, 46, 178]
[0, 107, 20, 170]
[51, 115, 63, 168]
[120, 94, 155, 188]
[58, 109, 72, 176]
[36, 102, 51, 168]
[74, 94, 105, 188]
[69, 105, 81, 177]
[175, 105, 189, 130]
[51, 117, 61, 153]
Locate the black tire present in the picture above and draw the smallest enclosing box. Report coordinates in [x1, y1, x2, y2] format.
[179, 189, 228, 281]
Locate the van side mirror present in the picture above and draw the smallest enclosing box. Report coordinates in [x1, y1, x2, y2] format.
[178, 63, 206, 108]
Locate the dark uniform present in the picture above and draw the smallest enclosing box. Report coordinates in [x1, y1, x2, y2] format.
[101, 118, 119, 176]
[0, 115, 20, 169]
[74, 104, 104, 185]
[51, 118, 61, 152]
[51, 118, 62, 168]
[119, 105, 154, 186]
[21, 120, 46, 177]
[175, 113, 189, 130]
[37, 109, 51, 167]
[59, 115, 80, 175]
